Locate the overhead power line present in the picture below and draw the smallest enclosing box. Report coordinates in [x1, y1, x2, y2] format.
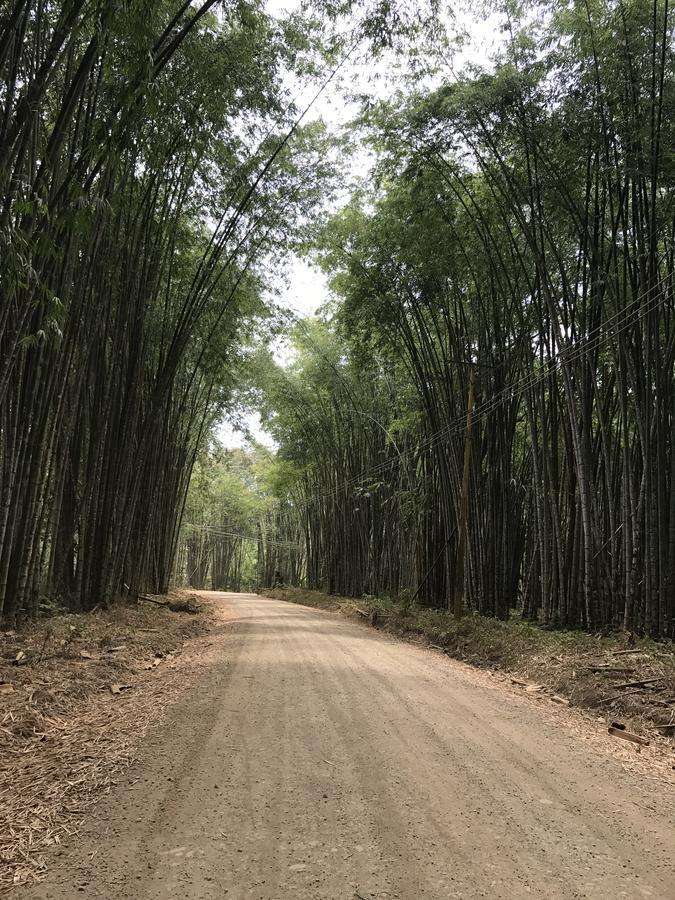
[277, 271, 674, 511]
[183, 522, 302, 550]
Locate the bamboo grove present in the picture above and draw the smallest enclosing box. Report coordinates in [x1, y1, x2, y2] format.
[0, 0, 340, 622]
[257, 0, 675, 638]
[175, 447, 272, 592]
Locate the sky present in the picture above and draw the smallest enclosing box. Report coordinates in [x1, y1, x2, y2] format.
[215, 256, 328, 450]
[217, 1, 505, 450]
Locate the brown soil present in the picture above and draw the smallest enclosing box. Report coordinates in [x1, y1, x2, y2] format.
[0, 593, 212, 890]
[18, 592, 675, 900]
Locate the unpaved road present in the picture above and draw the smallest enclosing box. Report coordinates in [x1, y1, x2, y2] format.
[24, 592, 675, 899]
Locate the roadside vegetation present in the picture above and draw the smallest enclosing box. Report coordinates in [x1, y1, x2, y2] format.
[5, 0, 675, 642]
[0, 0, 433, 624]
[264, 586, 675, 739]
[256, 0, 675, 641]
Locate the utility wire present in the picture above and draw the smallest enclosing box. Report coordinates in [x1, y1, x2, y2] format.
[183, 522, 302, 550]
[276, 270, 674, 510]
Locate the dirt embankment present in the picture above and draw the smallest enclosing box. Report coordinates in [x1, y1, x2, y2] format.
[0, 593, 216, 891]
[263, 587, 675, 745]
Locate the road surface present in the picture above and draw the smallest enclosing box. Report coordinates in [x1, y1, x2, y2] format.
[25, 592, 675, 899]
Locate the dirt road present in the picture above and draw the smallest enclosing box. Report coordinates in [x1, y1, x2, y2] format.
[24, 592, 675, 899]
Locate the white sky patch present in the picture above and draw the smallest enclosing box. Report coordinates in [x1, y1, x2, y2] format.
[273, 255, 328, 318]
[217, 412, 277, 449]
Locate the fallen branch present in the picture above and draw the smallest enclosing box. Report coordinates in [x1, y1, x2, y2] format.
[608, 723, 650, 746]
[138, 595, 198, 614]
[611, 677, 663, 690]
[597, 688, 645, 705]
[587, 666, 636, 674]
[654, 722, 675, 735]
[137, 593, 165, 606]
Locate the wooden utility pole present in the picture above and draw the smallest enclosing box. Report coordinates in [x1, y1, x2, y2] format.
[453, 367, 475, 618]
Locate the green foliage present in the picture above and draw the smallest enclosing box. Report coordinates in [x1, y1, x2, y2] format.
[0, 0, 346, 618]
[256, 0, 675, 637]
[185, 445, 272, 531]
